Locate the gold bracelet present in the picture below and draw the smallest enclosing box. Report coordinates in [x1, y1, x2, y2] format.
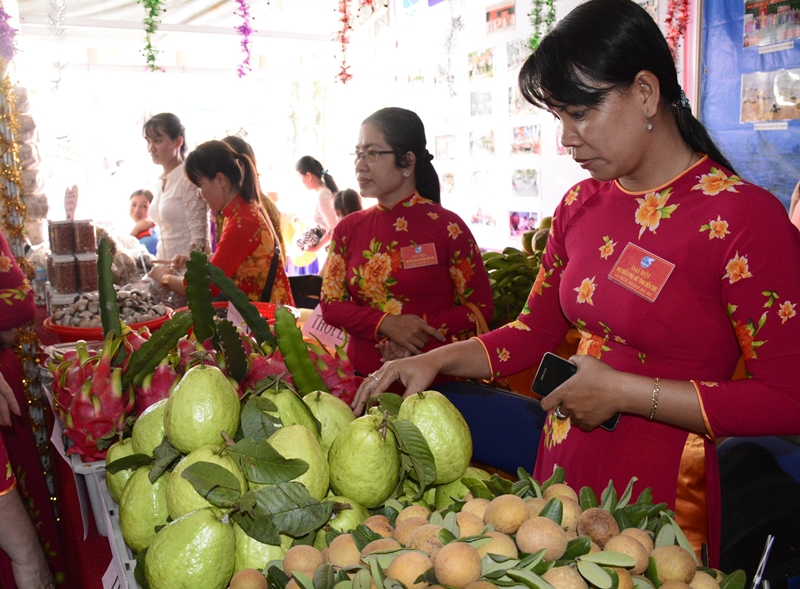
[160, 273, 172, 287]
[648, 377, 660, 420]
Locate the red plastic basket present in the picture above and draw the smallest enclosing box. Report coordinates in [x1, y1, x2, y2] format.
[43, 308, 174, 344]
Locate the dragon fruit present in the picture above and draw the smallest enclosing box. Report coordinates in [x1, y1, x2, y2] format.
[49, 340, 98, 421]
[135, 356, 180, 415]
[63, 333, 135, 460]
[240, 349, 291, 394]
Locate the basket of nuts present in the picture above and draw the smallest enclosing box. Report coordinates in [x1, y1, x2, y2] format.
[43, 286, 172, 343]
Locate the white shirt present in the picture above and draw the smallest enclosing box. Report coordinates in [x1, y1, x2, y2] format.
[314, 186, 339, 232]
[149, 162, 209, 260]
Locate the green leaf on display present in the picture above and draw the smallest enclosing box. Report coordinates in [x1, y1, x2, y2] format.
[389, 419, 437, 498]
[184, 250, 216, 345]
[416, 567, 438, 586]
[600, 480, 618, 512]
[363, 548, 418, 571]
[482, 553, 521, 578]
[457, 534, 493, 550]
[517, 548, 547, 571]
[538, 496, 563, 525]
[541, 466, 565, 491]
[368, 553, 387, 589]
[352, 568, 374, 589]
[633, 576, 654, 589]
[719, 570, 747, 589]
[562, 535, 593, 560]
[604, 566, 621, 589]
[616, 476, 638, 510]
[351, 523, 386, 551]
[148, 437, 182, 482]
[580, 486, 599, 511]
[646, 556, 661, 588]
[98, 238, 121, 339]
[577, 559, 612, 589]
[181, 461, 242, 507]
[105, 452, 151, 474]
[134, 547, 150, 589]
[239, 395, 283, 441]
[637, 487, 654, 505]
[293, 571, 316, 589]
[462, 477, 493, 500]
[312, 563, 336, 589]
[441, 510, 459, 538]
[654, 516, 676, 547]
[438, 527, 457, 545]
[507, 568, 556, 589]
[367, 393, 403, 419]
[227, 437, 309, 484]
[516, 467, 543, 498]
[614, 507, 633, 531]
[267, 563, 291, 589]
[579, 551, 637, 568]
[485, 473, 514, 496]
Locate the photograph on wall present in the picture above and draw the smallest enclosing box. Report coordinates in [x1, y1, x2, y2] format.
[470, 207, 497, 227]
[509, 210, 539, 237]
[511, 125, 541, 155]
[507, 38, 532, 70]
[441, 173, 455, 194]
[486, 1, 516, 34]
[635, 0, 658, 20]
[512, 169, 540, 198]
[468, 48, 494, 80]
[470, 91, 493, 116]
[740, 68, 800, 122]
[436, 134, 457, 160]
[743, 0, 800, 47]
[555, 121, 573, 156]
[508, 85, 538, 116]
[470, 131, 496, 157]
[472, 170, 492, 188]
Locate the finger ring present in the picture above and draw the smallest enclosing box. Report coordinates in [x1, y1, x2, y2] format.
[368, 373, 380, 383]
[553, 404, 568, 421]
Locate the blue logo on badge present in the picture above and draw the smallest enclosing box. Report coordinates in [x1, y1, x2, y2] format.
[640, 256, 654, 268]
[415, 246, 422, 254]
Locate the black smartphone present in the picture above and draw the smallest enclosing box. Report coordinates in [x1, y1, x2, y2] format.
[531, 352, 620, 431]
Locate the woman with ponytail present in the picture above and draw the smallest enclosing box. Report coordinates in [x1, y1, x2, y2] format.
[292, 156, 340, 275]
[149, 140, 294, 304]
[320, 106, 493, 384]
[354, 0, 800, 566]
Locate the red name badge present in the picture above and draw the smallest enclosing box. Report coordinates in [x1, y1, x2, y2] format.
[401, 243, 438, 269]
[608, 243, 675, 303]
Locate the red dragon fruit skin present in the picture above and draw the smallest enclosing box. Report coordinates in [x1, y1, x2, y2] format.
[135, 357, 179, 415]
[240, 350, 293, 393]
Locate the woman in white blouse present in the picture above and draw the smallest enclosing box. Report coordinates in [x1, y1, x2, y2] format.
[143, 113, 210, 266]
[293, 156, 339, 274]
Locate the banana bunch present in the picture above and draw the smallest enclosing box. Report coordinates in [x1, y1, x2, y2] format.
[482, 246, 540, 329]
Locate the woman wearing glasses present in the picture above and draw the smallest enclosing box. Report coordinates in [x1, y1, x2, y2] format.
[320, 107, 493, 386]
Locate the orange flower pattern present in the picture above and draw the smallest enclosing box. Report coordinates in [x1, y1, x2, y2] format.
[543, 412, 571, 449]
[394, 217, 409, 232]
[700, 215, 730, 240]
[565, 186, 580, 205]
[574, 277, 596, 305]
[723, 252, 752, 284]
[599, 236, 616, 259]
[779, 301, 796, 324]
[692, 167, 744, 195]
[634, 188, 679, 238]
[0, 255, 10, 272]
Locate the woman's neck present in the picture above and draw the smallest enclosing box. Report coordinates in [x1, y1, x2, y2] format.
[161, 156, 182, 176]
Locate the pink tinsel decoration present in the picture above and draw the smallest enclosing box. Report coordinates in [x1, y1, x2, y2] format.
[0, 7, 18, 63]
[235, 0, 254, 78]
[336, 0, 353, 83]
[664, 0, 689, 58]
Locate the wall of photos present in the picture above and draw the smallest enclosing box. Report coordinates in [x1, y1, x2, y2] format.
[387, 0, 690, 251]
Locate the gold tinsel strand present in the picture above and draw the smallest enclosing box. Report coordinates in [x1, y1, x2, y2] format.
[0, 59, 58, 511]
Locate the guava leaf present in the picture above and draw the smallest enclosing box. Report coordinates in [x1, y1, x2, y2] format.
[351, 523, 385, 551]
[580, 486, 599, 511]
[293, 571, 315, 589]
[517, 548, 547, 571]
[134, 547, 150, 589]
[185, 251, 216, 345]
[507, 568, 556, 589]
[251, 481, 333, 537]
[352, 568, 374, 589]
[562, 535, 593, 560]
[389, 419, 437, 498]
[719, 570, 747, 589]
[105, 453, 151, 474]
[181, 461, 243, 507]
[600, 480, 618, 512]
[313, 563, 336, 589]
[539, 497, 563, 525]
[637, 487, 654, 505]
[577, 560, 612, 589]
[646, 556, 661, 588]
[438, 527, 457, 545]
[665, 513, 700, 564]
[148, 438, 182, 483]
[366, 393, 403, 419]
[579, 551, 637, 567]
[240, 396, 283, 440]
[461, 477, 493, 500]
[485, 473, 513, 496]
[541, 465, 565, 491]
[267, 564, 291, 589]
[227, 437, 309, 484]
[216, 319, 248, 382]
[633, 576, 654, 589]
[616, 477, 638, 510]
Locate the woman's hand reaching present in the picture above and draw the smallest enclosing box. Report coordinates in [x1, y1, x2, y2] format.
[377, 314, 445, 356]
[351, 354, 443, 415]
[0, 371, 20, 427]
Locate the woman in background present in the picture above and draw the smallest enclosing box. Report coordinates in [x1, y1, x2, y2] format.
[128, 189, 159, 255]
[144, 113, 209, 267]
[293, 156, 339, 274]
[150, 140, 293, 305]
[333, 188, 363, 221]
[320, 107, 493, 382]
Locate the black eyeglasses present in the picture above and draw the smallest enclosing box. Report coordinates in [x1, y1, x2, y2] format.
[352, 150, 394, 163]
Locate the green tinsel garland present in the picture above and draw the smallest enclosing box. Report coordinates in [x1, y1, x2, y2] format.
[137, 0, 165, 72]
[529, 0, 557, 51]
